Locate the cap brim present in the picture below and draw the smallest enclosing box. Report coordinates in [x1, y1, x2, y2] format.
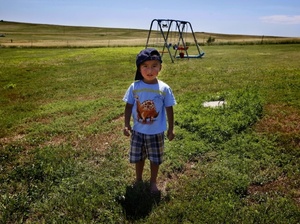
[135, 70, 143, 80]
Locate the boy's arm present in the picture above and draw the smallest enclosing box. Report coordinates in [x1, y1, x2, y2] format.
[124, 103, 133, 136]
[166, 106, 175, 141]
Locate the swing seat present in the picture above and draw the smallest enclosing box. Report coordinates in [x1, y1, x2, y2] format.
[166, 43, 172, 48]
[173, 45, 189, 51]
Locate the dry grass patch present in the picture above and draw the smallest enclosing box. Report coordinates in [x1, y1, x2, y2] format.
[251, 104, 300, 208]
[0, 134, 26, 146]
[255, 104, 300, 147]
[247, 175, 300, 207]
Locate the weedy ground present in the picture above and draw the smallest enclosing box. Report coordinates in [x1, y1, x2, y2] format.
[0, 44, 299, 223]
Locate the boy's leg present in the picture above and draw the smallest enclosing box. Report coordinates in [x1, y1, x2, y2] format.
[150, 162, 159, 192]
[130, 131, 146, 183]
[135, 160, 145, 182]
[146, 132, 164, 193]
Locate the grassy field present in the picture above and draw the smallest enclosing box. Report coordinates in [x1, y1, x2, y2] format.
[0, 22, 300, 223]
[1, 21, 300, 47]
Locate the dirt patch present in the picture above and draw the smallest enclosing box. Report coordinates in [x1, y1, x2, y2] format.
[256, 104, 300, 134]
[81, 131, 121, 153]
[254, 104, 300, 147]
[247, 175, 300, 207]
[255, 104, 300, 133]
[0, 134, 26, 146]
[252, 104, 300, 207]
[158, 159, 206, 196]
[70, 115, 126, 155]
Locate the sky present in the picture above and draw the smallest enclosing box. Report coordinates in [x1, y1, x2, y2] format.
[1, 0, 300, 37]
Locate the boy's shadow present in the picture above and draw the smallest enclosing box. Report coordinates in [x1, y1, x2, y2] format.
[117, 181, 161, 221]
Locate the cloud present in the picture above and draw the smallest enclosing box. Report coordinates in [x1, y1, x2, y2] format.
[260, 15, 300, 25]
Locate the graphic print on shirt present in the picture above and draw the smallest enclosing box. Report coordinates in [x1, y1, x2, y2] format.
[134, 94, 159, 124]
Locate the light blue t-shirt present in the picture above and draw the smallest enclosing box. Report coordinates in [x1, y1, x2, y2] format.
[123, 80, 176, 135]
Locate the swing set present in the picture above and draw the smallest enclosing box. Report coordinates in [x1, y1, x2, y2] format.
[145, 19, 205, 63]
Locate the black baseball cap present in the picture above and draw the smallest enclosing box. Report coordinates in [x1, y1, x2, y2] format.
[135, 48, 162, 80]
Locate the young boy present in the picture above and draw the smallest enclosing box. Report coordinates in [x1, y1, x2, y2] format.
[123, 48, 176, 193]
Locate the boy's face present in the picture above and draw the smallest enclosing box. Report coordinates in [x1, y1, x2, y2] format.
[139, 59, 162, 84]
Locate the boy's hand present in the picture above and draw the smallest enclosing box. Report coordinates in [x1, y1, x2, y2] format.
[123, 126, 132, 137]
[167, 129, 175, 141]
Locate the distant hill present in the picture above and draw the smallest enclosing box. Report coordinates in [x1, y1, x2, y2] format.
[0, 21, 298, 47]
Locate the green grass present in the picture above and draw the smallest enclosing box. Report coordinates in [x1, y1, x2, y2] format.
[0, 44, 300, 223]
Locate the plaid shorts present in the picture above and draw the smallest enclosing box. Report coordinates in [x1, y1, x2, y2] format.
[130, 131, 164, 165]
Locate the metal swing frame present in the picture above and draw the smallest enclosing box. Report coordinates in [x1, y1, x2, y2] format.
[145, 19, 204, 63]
